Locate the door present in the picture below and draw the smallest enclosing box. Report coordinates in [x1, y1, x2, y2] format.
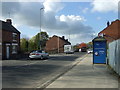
[93, 41, 107, 64]
[6, 46, 10, 59]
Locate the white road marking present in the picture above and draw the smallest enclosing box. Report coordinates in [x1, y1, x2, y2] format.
[44, 60, 48, 61]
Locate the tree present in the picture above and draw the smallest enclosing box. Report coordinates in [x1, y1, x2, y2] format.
[73, 44, 80, 52]
[40, 32, 49, 49]
[28, 39, 36, 52]
[20, 38, 29, 53]
[28, 32, 49, 51]
[87, 42, 93, 49]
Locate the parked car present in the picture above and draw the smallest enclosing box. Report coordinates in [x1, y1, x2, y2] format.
[87, 49, 93, 54]
[74, 49, 79, 52]
[29, 50, 49, 60]
[81, 47, 87, 52]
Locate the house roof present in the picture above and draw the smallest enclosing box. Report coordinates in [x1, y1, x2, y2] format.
[52, 35, 71, 45]
[98, 19, 120, 35]
[0, 20, 20, 34]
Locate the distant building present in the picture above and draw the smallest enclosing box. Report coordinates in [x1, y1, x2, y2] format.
[98, 19, 120, 43]
[0, 19, 21, 60]
[78, 43, 87, 49]
[45, 35, 71, 53]
[77, 43, 87, 52]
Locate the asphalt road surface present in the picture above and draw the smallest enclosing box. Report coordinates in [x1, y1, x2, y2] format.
[2, 52, 86, 88]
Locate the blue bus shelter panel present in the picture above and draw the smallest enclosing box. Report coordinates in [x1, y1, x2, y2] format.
[93, 41, 107, 64]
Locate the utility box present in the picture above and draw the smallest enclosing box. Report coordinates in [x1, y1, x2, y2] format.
[92, 36, 107, 64]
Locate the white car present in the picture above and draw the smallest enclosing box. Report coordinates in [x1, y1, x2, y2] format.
[87, 49, 93, 54]
[29, 50, 49, 60]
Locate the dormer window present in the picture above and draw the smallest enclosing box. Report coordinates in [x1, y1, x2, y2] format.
[12, 33, 17, 42]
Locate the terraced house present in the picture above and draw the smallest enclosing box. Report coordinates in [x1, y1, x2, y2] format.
[98, 19, 120, 43]
[45, 35, 71, 53]
[0, 19, 20, 60]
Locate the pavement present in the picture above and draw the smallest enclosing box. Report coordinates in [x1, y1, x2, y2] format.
[46, 54, 119, 88]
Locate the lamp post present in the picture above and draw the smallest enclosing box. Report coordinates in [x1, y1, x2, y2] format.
[40, 7, 44, 50]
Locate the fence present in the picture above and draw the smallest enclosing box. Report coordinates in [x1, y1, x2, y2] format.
[108, 39, 120, 76]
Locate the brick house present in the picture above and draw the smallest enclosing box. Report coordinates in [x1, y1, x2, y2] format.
[0, 19, 20, 60]
[98, 19, 120, 43]
[45, 35, 71, 53]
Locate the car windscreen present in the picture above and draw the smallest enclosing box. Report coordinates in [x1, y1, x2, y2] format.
[31, 50, 44, 53]
[37, 50, 42, 53]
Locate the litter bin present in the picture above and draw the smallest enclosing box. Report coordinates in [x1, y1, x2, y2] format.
[92, 36, 107, 64]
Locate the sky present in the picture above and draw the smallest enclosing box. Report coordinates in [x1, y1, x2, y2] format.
[0, 0, 119, 45]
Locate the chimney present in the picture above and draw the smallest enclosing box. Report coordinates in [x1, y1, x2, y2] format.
[62, 36, 65, 39]
[107, 21, 110, 27]
[6, 19, 12, 25]
[66, 39, 68, 42]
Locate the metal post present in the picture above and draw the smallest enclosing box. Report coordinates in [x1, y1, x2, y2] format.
[40, 8, 44, 50]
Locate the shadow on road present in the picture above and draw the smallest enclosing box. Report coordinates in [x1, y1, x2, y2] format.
[2, 64, 62, 88]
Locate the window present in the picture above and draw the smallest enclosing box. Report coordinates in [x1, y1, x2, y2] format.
[12, 33, 17, 41]
[37, 50, 42, 53]
[12, 45, 17, 54]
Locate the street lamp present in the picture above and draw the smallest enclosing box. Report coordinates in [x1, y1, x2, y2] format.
[40, 7, 44, 50]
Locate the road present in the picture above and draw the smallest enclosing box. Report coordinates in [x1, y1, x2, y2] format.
[2, 52, 86, 88]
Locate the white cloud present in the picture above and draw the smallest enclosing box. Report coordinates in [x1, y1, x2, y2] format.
[91, 0, 119, 13]
[43, 0, 64, 13]
[59, 15, 85, 22]
[69, 33, 96, 45]
[1, 1, 94, 44]
[42, 14, 93, 36]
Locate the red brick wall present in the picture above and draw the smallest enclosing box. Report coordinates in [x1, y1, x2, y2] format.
[2, 30, 20, 59]
[59, 38, 69, 52]
[45, 36, 69, 53]
[2, 30, 20, 44]
[118, 21, 120, 38]
[98, 20, 120, 43]
[45, 36, 58, 51]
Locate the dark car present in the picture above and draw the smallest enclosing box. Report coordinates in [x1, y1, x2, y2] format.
[81, 47, 87, 52]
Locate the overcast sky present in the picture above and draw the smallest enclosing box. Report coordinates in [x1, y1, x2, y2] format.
[1, 0, 119, 45]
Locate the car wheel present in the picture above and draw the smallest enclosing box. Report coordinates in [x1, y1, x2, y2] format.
[40, 56, 44, 60]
